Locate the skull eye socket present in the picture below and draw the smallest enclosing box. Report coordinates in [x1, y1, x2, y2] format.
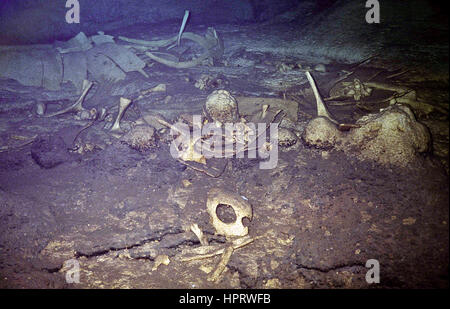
[241, 216, 251, 227]
[216, 203, 237, 224]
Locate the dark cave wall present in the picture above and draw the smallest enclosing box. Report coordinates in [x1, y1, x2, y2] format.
[0, 0, 300, 44]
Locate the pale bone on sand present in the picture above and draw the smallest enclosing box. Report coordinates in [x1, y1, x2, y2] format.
[43, 79, 93, 118]
[179, 188, 256, 282]
[305, 71, 339, 125]
[180, 233, 259, 282]
[110, 97, 133, 133]
[183, 226, 256, 283]
[179, 235, 258, 262]
[207, 245, 234, 282]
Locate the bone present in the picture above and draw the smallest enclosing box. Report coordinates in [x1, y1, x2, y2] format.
[190, 223, 209, 246]
[152, 255, 170, 271]
[305, 71, 338, 124]
[261, 104, 269, 119]
[179, 235, 258, 262]
[43, 80, 93, 117]
[207, 188, 253, 238]
[145, 51, 209, 69]
[110, 97, 132, 132]
[208, 245, 234, 282]
[120, 31, 212, 49]
[141, 83, 166, 96]
[144, 31, 221, 69]
[98, 108, 107, 121]
[118, 35, 177, 48]
[0, 135, 38, 153]
[177, 10, 190, 47]
[36, 102, 46, 116]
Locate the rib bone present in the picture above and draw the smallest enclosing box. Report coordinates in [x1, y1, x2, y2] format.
[145, 51, 210, 69]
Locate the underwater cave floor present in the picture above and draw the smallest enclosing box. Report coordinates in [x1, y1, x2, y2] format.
[0, 22, 448, 289]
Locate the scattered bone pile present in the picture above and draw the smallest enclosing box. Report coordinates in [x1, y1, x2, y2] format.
[0, 26, 223, 93]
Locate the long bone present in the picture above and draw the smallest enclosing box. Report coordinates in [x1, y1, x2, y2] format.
[208, 245, 234, 282]
[145, 51, 210, 69]
[110, 97, 132, 132]
[43, 80, 93, 117]
[118, 35, 177, 48]
[305, 71, 338, 124]
[177, 10, 190, 47]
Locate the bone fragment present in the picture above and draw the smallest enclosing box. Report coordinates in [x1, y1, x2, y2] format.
[152, 255, 170, 271]
[36, 102, 46, 116]
[141, 83, 166, 96]
[98, 108, 107, 121]
[261, 104, 269, 119]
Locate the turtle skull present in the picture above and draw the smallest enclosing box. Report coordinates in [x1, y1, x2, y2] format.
[207, 188, 252, 237]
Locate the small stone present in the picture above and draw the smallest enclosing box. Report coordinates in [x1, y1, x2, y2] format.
[152, 255, 170, 271]
[151, 83, 166, 92]
[402, 217, 416, 225]
[199, 264, 214, 274]
[270, 260, 279, 270]
[314, 63, 326, 73]
[182, 179, 192, 188]
[36, 102, 46, 116]
[77, 110, 91, 120]
[229, 271, 241, 288]
[264, 278, 282, 289]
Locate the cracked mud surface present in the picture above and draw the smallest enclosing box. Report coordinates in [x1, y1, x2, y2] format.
[0, 17, 448, 288]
